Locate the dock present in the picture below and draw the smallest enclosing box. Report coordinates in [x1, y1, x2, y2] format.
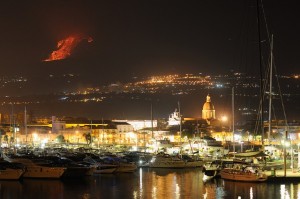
[265, 169, 300, 182]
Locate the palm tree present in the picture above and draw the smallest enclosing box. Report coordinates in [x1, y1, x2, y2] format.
[83, 132, 92, 145]
[56, 134, 65, 143]
[4, 135, 8, 144]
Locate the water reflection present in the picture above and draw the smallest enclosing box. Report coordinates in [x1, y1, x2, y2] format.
[0, 169, 299, 199]
[0, 181, 23, 198]
[140, 168, 204, 198]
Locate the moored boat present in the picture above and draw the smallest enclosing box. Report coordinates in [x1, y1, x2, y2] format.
[3, 156, 66, 179]
[0, 160, 25, 180]
[220, 165, 267, 182]
[0, 168, 25, 180]
[100, 155, 137, 173]
[115, 162, 137, 173]
[182, 155, 203, 168]
[148, 154, 185, 168]
[202, 160, 222, 182]
[94, 165, 117, 174]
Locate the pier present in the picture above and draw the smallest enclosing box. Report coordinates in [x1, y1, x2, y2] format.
[265, 169, 300, 182]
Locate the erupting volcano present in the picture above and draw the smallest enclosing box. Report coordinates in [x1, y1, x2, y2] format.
[44, 35, 93, 62]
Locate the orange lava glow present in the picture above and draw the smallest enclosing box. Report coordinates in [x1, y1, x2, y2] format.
[44, 35, 93, 62]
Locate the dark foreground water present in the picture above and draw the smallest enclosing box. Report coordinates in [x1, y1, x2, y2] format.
[0, 168, 299, 199]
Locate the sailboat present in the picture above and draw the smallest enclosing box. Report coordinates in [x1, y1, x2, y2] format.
[220, 1, 280, 182]
[220, 164, 268, 182]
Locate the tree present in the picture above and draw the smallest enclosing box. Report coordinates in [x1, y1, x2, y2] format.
[83, 132, 92, 145]
[4, 135, 8, 143]
[56, 135, 65, 143]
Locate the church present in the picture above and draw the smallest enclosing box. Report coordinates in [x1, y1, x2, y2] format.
[167, 94, 217, 127]
[202, 94, 216, 123]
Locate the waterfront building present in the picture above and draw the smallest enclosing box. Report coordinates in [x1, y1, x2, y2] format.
[112, 119, 157, 131]
[167, 109, 181, 126]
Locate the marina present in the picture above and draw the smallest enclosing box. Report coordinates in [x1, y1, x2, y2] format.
[0, 0, 300, 198]
[0, 167, 300, 199]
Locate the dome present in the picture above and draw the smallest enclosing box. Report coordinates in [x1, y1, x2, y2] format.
[202, 95, 215, 110]
[203, 102, 214, 110]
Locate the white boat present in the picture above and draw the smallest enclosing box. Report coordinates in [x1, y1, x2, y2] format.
[202, 160, 221, 181]
[115, 162, 137, 173]
[5, 157, 66, 179]
[23, 165, 66, 179]
[202, 158, 234, 182]
[94, 165, 117, 174]
[202, 170, 218, 182]
[99, 155, 137, 173]
[185, 160, 203, 168]
[148, 154, 185, 168]
[220, 165, 267, 182]
[182, 155, 203, 168]
[82, 155, 118, 174]
[0, 168, 24, 180]
[0, 159, 25, 180]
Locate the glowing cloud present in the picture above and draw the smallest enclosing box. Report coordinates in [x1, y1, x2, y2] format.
[44, 35, 93, 62]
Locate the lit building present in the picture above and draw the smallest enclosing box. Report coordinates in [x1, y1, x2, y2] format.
[167, 109, 181, 126]
[202, 94, 216, 121]
[112, 119, 157, 131]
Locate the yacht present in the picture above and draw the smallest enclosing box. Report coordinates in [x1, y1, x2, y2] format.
[0, 160, 25, 180]
[82, 155, 117, 174]
[115, 162, 137, 173]
[4, 156, 66, 179]
[220, 164, 267, 182]
[101, 156, 137, 173]
[148, 153, 186, 168]
[94, 164, 117, 174]
[182, 155, 203, 168]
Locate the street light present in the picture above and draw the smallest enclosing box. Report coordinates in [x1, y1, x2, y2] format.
[221, 115, 228, 123]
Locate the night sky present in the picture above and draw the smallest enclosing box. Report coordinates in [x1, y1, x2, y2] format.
[0, 0, 299, 120]
[1, 0, 299, 86]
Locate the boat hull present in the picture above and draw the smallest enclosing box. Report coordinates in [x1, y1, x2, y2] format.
[94, 165, 117, 174]
[115, 163, 137, 173]
[62, 167, 91, 178]
[0, 169, 24, 180]
[220, 169, 267, 182]
[23, 166, 66, 179]
[185, 161, 203, 167]
[149, 161, 186, 168]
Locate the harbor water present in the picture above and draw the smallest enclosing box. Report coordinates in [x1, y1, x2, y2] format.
[1, 168, 299, 199]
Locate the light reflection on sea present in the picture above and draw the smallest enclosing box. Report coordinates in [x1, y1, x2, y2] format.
[0, 168, 299, 199]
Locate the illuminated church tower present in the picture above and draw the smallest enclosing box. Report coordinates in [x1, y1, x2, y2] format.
[202, 94, 215, 120]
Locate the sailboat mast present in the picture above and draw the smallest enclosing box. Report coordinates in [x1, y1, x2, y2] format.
[256, 0, 264, 149]
[178, 101, 182, 146]
[268, 34, 274, 143]
[25, 106, 28, 153]
[151, 103, 153, 139]
[232, 87, 235, 154]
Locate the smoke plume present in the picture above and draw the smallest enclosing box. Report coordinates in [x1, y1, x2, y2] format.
[44, 35, 93, 62]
